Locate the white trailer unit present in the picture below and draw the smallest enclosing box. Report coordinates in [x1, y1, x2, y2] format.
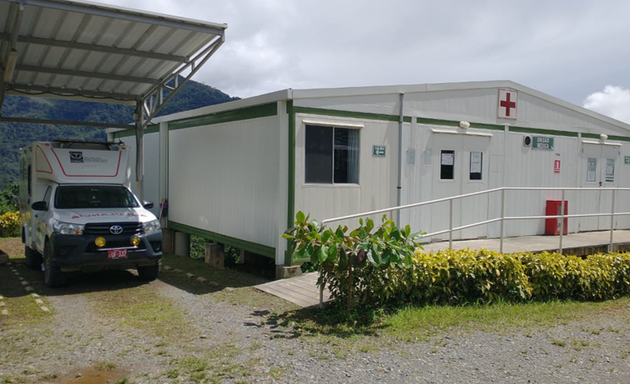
[112, 81, 630, 272]
[19, 140, 163, 287]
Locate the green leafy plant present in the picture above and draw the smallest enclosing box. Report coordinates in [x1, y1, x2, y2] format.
[0, 211, 19, 237]
[283, 211, 424, 319]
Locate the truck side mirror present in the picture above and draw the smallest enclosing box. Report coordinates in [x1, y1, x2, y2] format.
[31, 201, 48, 211]
[143, 201, 154, 209]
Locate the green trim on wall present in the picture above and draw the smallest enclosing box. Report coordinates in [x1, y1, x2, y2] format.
[168, 221, 276, 259]
[509, 126, 578, 138]
[293, 106, 411, 123]
[113, 124, 160, 139]
[581, 133, 630, 142]
[168, 103, 278, 131]
[285, 100, 296, 266]
[469, 122, 506, 131]
[607, 135, 630, 142]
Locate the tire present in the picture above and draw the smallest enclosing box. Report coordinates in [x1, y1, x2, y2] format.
[44, 240, 66, 288]
[25, 246, 43, 271]
[137, 262, 160, 281]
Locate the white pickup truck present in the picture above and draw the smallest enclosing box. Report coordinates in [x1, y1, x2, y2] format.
[19, 140, 162, 287]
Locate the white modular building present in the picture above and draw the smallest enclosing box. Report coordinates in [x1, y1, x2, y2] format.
[112, 80, 630, 267]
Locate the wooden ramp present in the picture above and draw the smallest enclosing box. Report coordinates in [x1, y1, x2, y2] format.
[255, 272, 332, 308]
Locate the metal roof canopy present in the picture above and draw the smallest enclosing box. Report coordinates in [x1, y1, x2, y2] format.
[0, 0, 227, 198]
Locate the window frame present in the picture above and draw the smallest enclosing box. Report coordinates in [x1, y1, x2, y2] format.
[304, 123, 361, 185]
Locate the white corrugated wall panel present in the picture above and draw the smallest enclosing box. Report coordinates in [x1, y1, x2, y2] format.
[294, 115, 398, 227]
[168, 117, 282, 249]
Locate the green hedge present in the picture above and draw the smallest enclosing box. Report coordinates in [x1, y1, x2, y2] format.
[285, 212, 630, 311]
[322, 249, 630, 307]
[0, 211, 19, 237]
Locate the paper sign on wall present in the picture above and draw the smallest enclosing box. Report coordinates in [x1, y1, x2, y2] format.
[441, 152, 454, 166]
[554, 160, 561, 174]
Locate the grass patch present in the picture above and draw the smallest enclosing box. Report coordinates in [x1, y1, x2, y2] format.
[84, 283, 194, 342]
[275, 297, 630, 348]
[0, 237, 23, 259]
[168, 344, 256, 383]
[0, 264, 54, 330]
[159, 253, 298, 312]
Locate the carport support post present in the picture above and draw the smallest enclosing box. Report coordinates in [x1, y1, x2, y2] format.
[135, 100, 144, 201]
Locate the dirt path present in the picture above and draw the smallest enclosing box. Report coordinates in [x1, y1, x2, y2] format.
[3, 257, 630, 384]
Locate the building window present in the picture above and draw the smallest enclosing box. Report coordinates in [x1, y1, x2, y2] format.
[586, 158, 597, 183]
[469, 151, 483, 180]
[305, 125, 359, 184]
[440, 150, 455, 180]
[606, 158, 615, 183]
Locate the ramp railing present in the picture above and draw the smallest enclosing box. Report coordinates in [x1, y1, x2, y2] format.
[321, 187, 630, 254]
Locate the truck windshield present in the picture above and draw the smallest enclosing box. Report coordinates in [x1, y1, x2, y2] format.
[55, 186, 140, 209]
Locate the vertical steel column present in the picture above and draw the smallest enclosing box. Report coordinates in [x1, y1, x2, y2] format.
[500, 189, 505, 254]
[396, 93, 405, 227]
[609, 189, 616, 252]
[558, 189, 566, 254]
[135, 100, 145, 201]
[449, 199, 453, 249]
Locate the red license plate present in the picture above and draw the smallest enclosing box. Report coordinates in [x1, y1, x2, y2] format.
[107, 249, 127, 259]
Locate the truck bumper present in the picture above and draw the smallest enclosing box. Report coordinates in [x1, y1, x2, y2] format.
[50, 231, 162, 272]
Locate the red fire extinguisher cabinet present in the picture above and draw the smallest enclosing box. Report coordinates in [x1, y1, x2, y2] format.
[545, 200, 568, 235]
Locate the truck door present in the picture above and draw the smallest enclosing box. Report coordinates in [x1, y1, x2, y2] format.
[34, 185, 53, 251]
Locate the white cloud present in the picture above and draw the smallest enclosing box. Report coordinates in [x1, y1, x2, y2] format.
[94, 0, 630, 107]
[583, 86, 630, 124]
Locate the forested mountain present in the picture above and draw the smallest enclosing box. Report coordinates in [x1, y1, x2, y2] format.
[0, 79, 237, 188]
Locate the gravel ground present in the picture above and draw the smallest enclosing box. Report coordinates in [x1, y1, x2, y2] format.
[2, 258, 630, 384]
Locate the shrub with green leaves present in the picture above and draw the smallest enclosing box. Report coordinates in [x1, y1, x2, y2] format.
[0, 211, 20, 237]
[285, 212, 630, 317]
[405, 249, 532, 305]
[283, 211, 424, 314]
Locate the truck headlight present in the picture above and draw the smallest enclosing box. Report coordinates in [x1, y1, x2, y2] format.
[53, 221, 84, 235]
[142, 219, 161, 234]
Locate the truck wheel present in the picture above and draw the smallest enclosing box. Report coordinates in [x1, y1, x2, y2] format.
[137, 262, 160, 281]
[44, 241, 66, 288]
[25, 246, 43, 270]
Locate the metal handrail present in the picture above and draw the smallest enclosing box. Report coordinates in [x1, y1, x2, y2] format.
[321, 187, 630, 254]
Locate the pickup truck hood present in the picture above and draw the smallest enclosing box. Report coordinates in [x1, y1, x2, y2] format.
[54, 207, 157, 224]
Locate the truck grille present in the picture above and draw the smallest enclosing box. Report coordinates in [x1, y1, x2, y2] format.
[84, 222, 142, 236]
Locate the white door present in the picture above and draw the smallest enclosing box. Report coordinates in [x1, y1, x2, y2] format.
[580, 143, 620, 231]
[429, 133, 491, 239]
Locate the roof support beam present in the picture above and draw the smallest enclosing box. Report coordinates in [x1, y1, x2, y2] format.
[0, 1, 22, 112]
[0, 33, 189, 63]
[0, 115, 132, 129]
[139, 35, 225, 127]
[7, 83, 138, 102]
[17, 64, 161, 84]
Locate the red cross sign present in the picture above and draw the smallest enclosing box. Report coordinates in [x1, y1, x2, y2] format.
[498, 89, 517, 120]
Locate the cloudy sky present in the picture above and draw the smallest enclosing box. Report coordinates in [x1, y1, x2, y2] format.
[100, 0, 630, 123]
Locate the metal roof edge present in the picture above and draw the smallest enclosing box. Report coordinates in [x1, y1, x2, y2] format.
[289, 80, 630, 132]
[504, 82, 630, 132]
[154, 89, 292, 123]
[9, 0, 228, 33]
[288, 80, 519, 99]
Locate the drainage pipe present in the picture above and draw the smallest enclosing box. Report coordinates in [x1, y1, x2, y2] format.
[396, 93, 405, 227]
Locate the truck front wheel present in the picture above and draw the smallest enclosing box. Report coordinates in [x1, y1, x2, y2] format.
[137, 262, 160, 281]
[44, 240, 66, 288]
[25, 246, 43, 270]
